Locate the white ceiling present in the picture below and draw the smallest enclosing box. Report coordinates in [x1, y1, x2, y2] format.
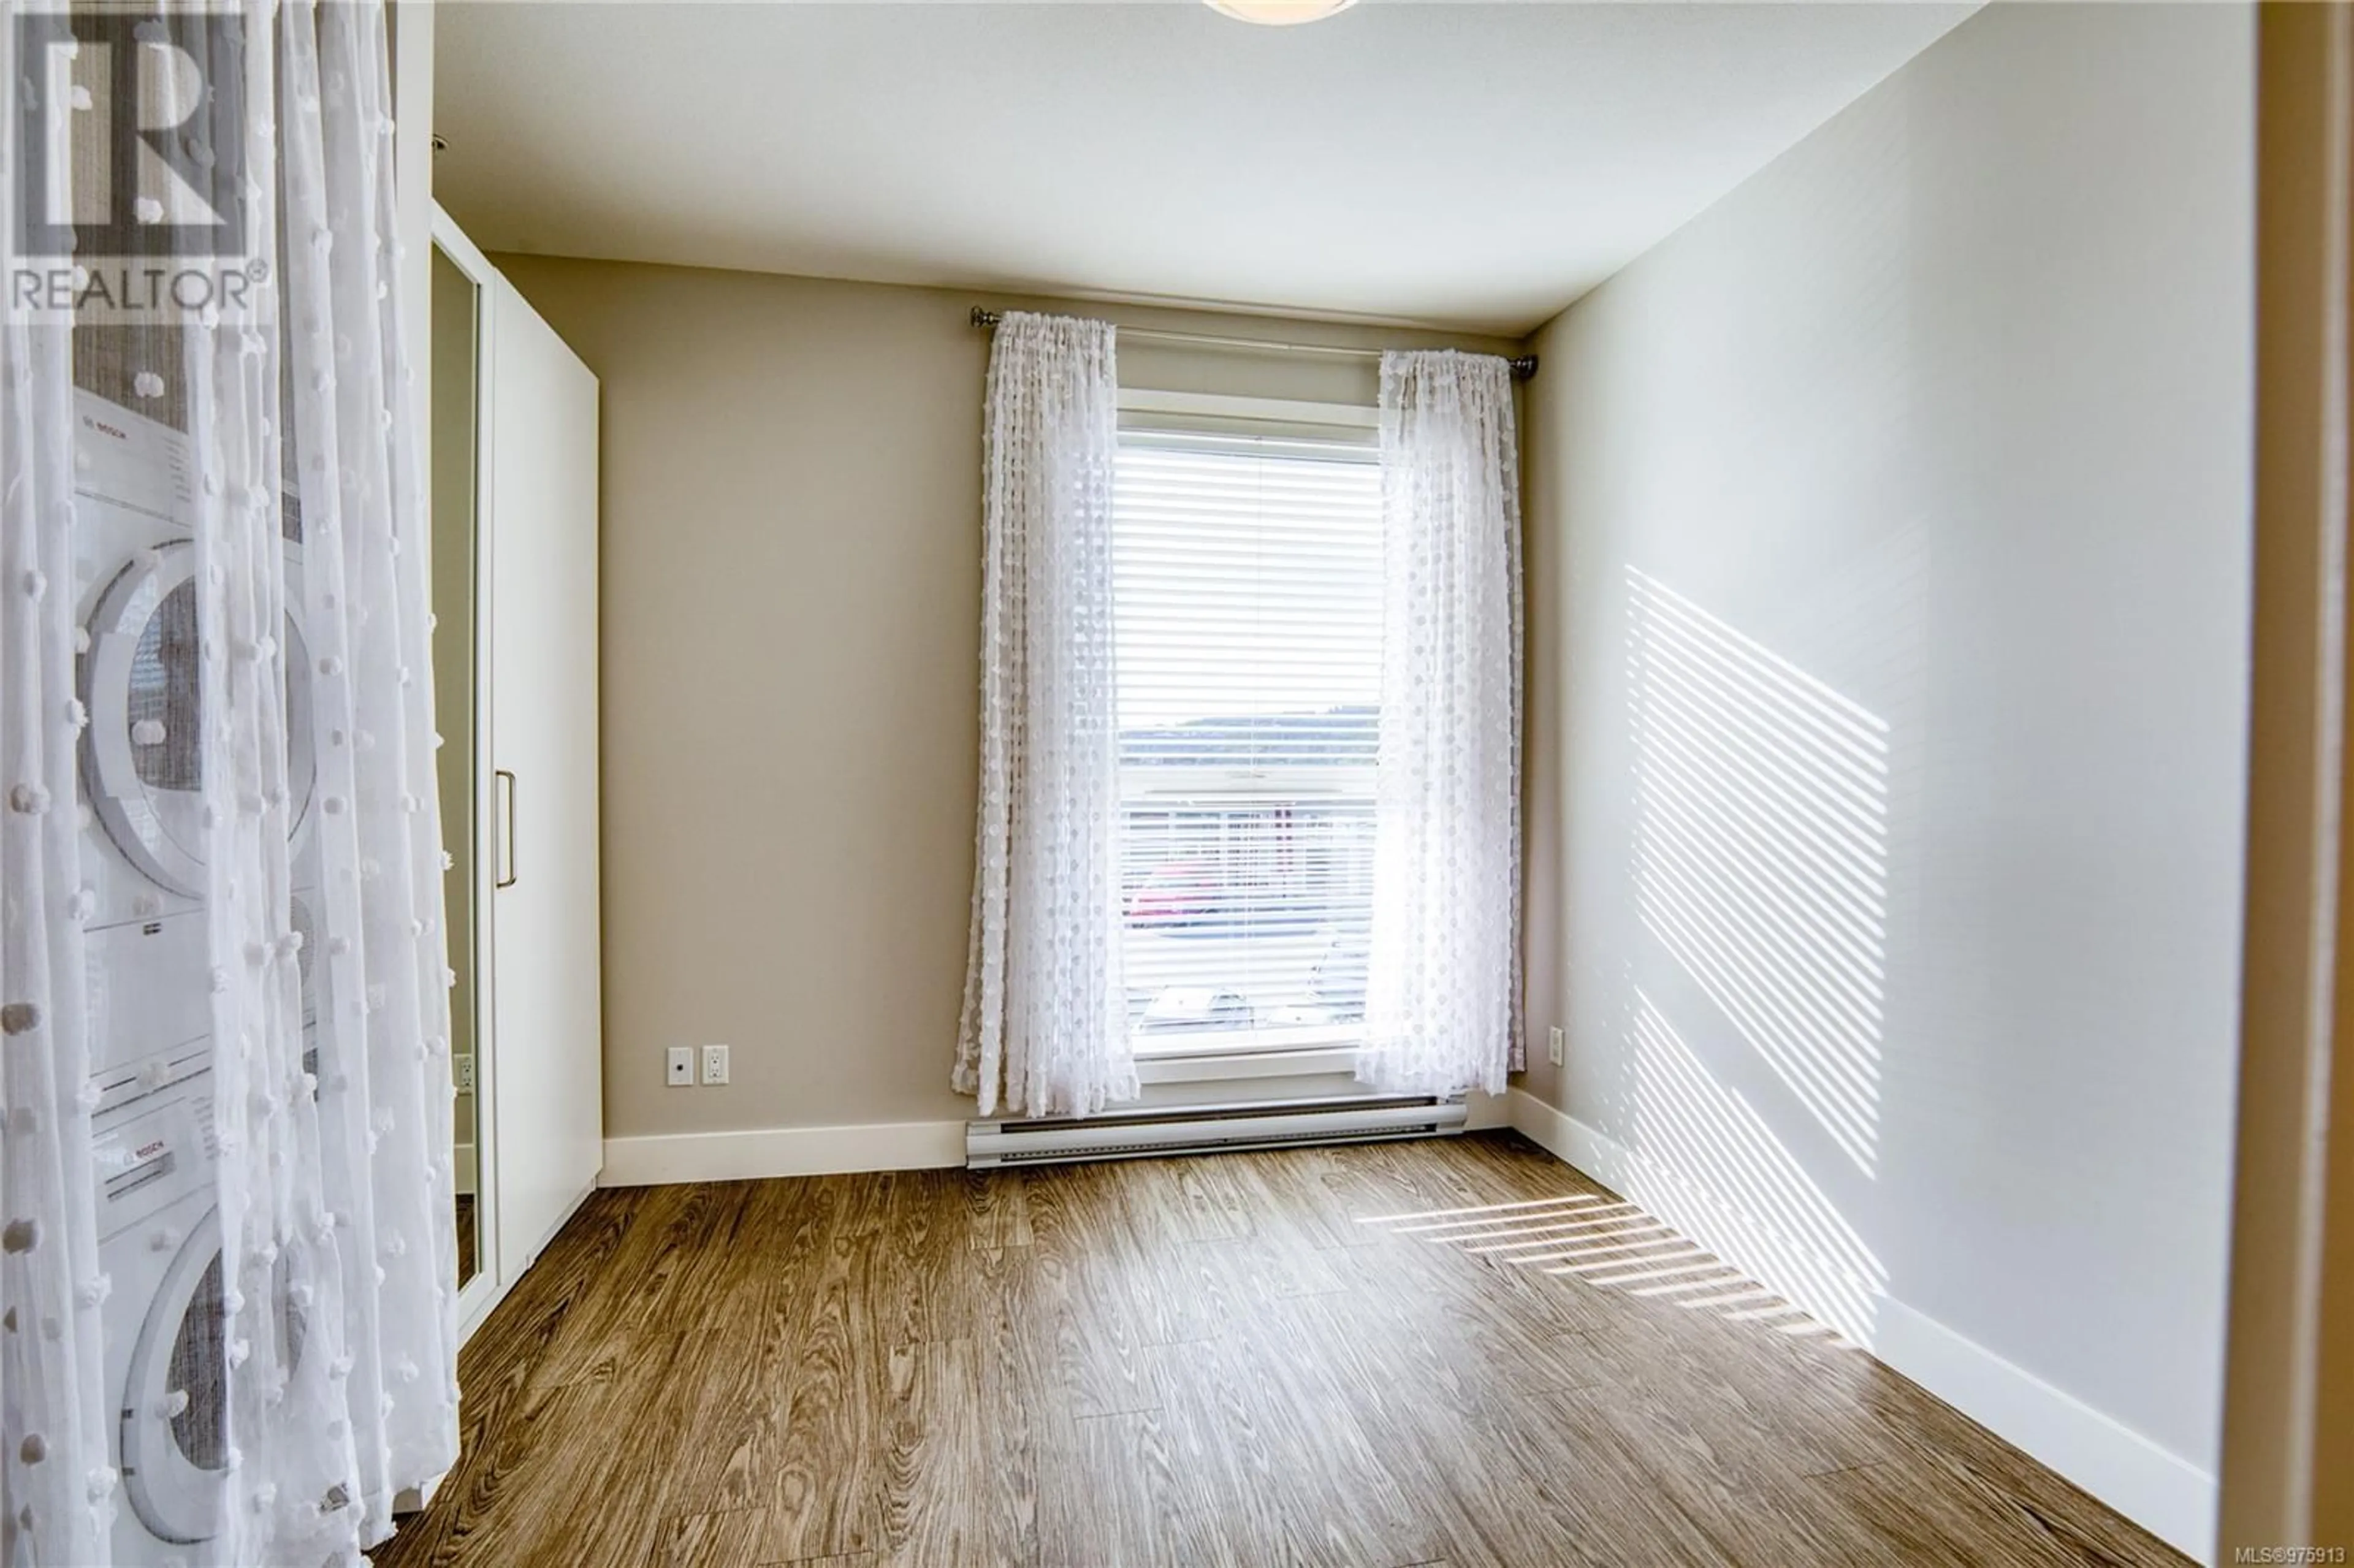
[433, 1, 1976, 337]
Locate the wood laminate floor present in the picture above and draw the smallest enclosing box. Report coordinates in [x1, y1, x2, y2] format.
[371, 1132, 2190, 1568]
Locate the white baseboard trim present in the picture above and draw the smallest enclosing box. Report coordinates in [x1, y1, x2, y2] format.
[1506, 1087, 1609, 1174]
[1463, 1088, 1511, 1131]
[1501, 1089, 2217, 1565]
[599, 1119, 967, 1186]
[1874, 1297, 2217, 1561]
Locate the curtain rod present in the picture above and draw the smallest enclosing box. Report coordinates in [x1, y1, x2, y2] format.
[969, 306, 1538, 382]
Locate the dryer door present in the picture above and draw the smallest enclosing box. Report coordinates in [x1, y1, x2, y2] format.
[118, 1204, 316, 1548]
[118, 1204, 228, 1546]
[82, 540, 318, 897]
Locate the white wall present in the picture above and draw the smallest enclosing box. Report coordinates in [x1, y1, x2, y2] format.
[1518, 4, 2252, 1556]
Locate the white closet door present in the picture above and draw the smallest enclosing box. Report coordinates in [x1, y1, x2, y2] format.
[489, 273, 602, 1277]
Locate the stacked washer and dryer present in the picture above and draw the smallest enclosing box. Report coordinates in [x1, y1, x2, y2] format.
[73, 384, 321, 1565]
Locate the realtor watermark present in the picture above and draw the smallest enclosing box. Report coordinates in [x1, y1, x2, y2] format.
[2234, 1550, 2349, 1565]
[8, 2, 267, 325]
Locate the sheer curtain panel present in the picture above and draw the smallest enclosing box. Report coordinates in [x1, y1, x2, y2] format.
[1361, 350, 1525, 1097]
[0, 3, 460, 1564]
[954, 312, 1138, 1119]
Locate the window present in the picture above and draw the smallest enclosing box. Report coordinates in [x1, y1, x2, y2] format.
[1111, 428, 1382, 1055]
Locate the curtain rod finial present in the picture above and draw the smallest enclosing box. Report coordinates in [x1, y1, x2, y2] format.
[972, 306, 1002, 329]
[1508, 355, 1538, 382]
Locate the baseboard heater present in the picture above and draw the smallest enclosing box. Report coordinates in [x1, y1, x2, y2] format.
[966, 1093, 1466, 1168]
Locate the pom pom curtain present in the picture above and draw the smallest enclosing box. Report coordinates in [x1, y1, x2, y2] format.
[1, 2, 459, 1563]
[954, 311, 1135, 1119]
[1362, 349, 1525, 1096]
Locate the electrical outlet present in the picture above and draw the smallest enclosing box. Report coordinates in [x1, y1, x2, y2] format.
[1548, 1026, 1565, 1068]
[666, 1046, 695, 1087]
[701, 1044, 730, 1086]
[453, 1053, 475, 1094]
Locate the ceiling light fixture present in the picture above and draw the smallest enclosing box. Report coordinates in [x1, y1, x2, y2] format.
[1205, 0, 1358, 25]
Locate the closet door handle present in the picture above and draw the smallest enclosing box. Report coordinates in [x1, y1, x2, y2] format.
[495, 769, 518, 889]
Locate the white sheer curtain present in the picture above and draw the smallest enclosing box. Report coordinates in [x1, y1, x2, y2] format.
[1, 4, 459, 1564]
[953, 311, 1137, 1120]
[1361, 349, 1525, 1097]
[0, 5, 110, 1558]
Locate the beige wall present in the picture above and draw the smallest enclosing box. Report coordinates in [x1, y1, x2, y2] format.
[1517, 1, 2251, 1552]
[490, 256, 1511, 1141]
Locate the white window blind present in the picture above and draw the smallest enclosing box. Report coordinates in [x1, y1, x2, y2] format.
[1112, 430, 1382, 1054]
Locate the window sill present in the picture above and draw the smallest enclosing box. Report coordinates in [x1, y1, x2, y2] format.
[1132, 1035, 1364, 1085]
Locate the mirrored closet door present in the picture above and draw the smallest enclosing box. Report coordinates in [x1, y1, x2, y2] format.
[430, 224, 489, 1302]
